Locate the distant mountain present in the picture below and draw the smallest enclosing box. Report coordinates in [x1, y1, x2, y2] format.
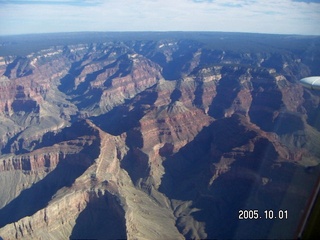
[0, 32, 320, 239]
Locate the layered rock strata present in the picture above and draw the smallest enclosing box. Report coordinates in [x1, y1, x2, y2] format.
[0, 33, 319, 239]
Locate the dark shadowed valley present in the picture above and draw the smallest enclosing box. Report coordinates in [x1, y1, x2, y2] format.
[0, 32, 320, 239]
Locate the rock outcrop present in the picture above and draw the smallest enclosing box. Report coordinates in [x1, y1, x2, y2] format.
[0, 32, 320, 239]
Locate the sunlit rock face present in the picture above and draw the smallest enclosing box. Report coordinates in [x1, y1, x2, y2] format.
[0, 32, 320, 239]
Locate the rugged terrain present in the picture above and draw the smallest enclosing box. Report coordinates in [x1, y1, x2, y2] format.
[0, 32, 320, 239]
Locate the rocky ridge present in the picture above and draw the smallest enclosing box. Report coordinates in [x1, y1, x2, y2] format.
[0, 33, 320, 239]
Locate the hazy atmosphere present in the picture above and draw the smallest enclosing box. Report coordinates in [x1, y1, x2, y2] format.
[1, 1, 320, 239]
[0, 0, 320, 35]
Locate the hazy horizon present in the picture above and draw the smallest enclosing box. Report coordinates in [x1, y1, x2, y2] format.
[0, 0, 320, 36]
[0, 30, 319, 38]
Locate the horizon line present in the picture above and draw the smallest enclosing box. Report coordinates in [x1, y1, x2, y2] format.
[1, 30, 320, 38]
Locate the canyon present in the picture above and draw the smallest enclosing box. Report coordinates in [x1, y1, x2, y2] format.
[0, 32, 320, 239]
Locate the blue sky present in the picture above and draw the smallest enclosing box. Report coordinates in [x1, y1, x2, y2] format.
[0, 0, 319, 35]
